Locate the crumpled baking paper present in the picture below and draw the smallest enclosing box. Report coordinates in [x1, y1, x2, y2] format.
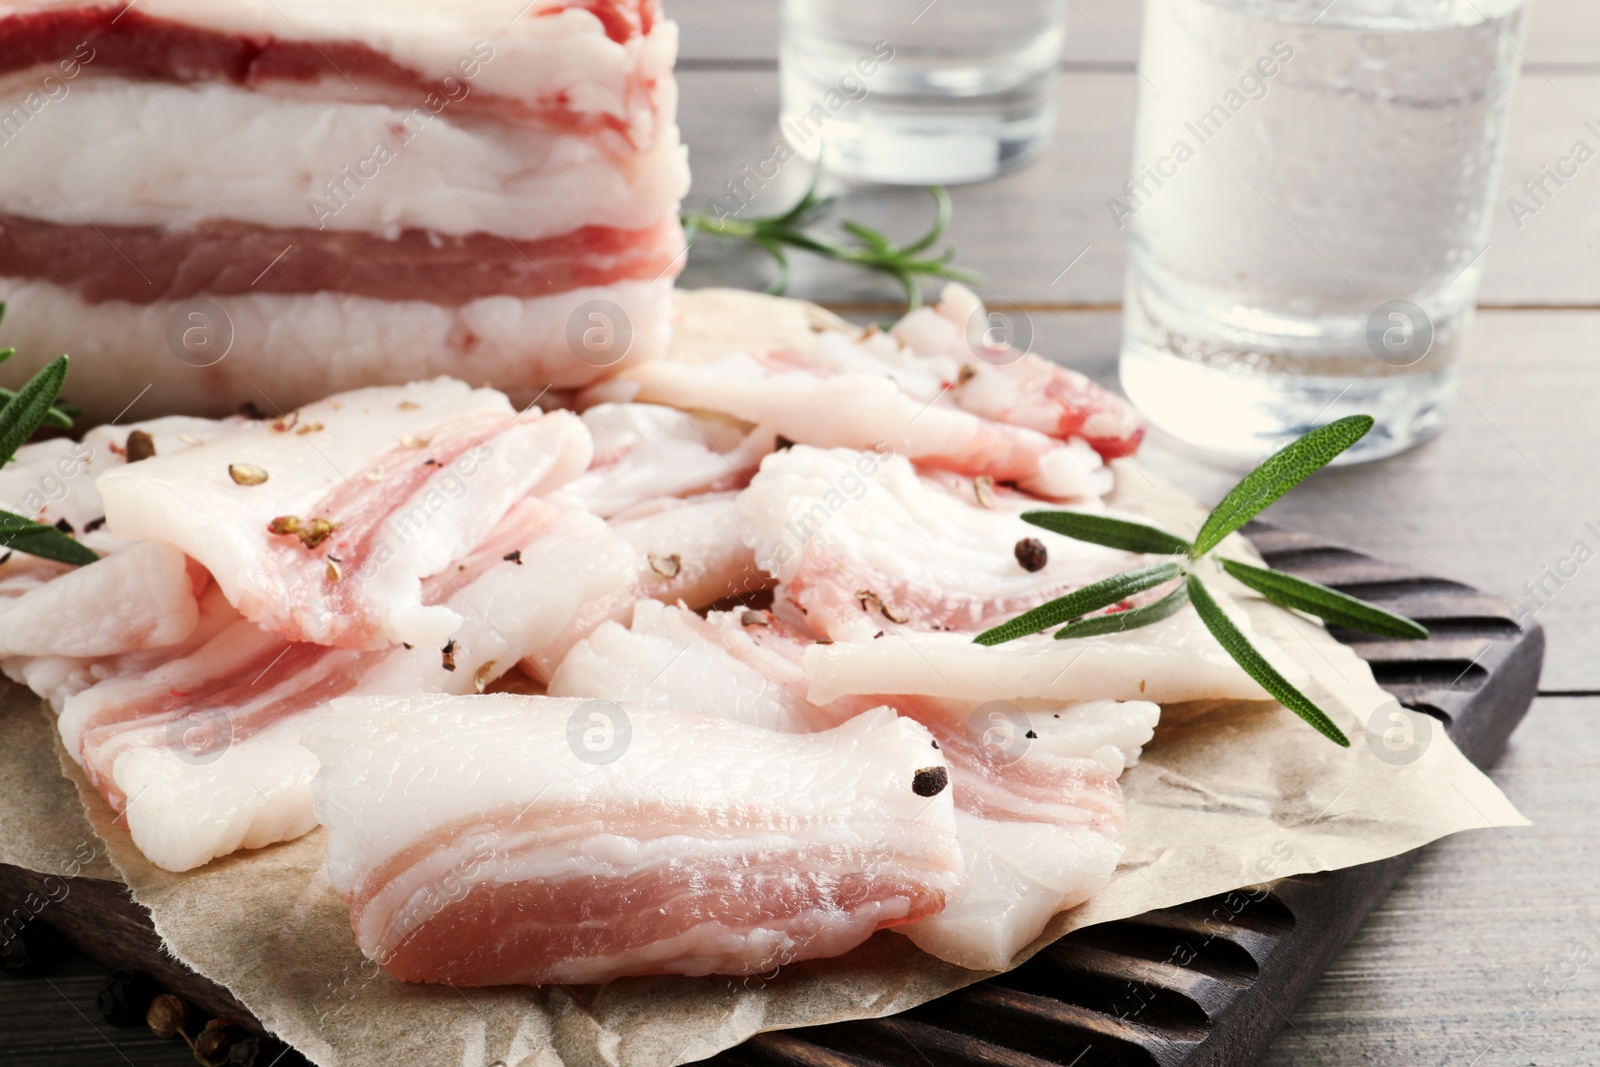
[0, 290, 1527, 1067]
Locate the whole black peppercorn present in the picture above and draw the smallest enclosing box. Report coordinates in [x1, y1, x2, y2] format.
[125, 429, 157, 463]
[1014, 537, 1048, 573]
[194, 1018, 244, 1066]
[0, 922, 63, 974]
[911, 766, 949, 797]
[146, 993, 190, 1039]
[97, 970, 159, 1026]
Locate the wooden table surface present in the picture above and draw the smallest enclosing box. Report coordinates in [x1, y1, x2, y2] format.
[5, 2, 1598, 1064]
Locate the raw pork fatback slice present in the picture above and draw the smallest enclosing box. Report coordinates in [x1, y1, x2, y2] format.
[550, 600, 1160, 971]
[595, 285, 1142, 499]
[307, 694, 962, 985]
[55, 499, 637, 872]
[96, 379, 592, 650]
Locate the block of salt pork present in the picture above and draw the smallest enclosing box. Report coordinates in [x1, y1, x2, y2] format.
[305, 693, 962, 985]
[0, 0, 688, 419]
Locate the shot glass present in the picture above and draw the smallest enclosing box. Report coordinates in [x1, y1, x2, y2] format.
[778, 0, 1068, 185]
[1117, 0, 1532, 463]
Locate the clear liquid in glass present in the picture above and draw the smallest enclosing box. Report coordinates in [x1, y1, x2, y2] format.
[1118, 0, 1530, 462]
[779, 0, 1067, 185]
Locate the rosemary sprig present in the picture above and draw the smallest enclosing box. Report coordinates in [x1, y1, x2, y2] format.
[974, 415, 1430, 747]
[681, 168, 981, 308]
[0, 307, 96, 566]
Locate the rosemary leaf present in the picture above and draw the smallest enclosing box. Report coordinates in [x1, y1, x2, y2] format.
[1218, 558, 1429, 640]
[973, 562, 1182, 646]
[1186, 574, 1351, 747]
[0, 509, 98, 566]
[1054, 584, 1191, 639]
[0, 355, 69, 467]
[681, 168, 980, 309]
[1022, 510, 1192, 556]
[0, 387, 73, 430]
[1191, 415, 1374, 558]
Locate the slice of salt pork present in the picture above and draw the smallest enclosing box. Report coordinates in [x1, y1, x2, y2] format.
[96, 378, 591, 650]
[306, 693, 961, 985]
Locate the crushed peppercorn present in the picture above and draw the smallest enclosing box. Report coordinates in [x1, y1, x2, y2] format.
[441, 639, 457, 672]
[473, 659, 498, 693]
[911, 766, 949, 797]
[503, 550, 523, 565]
[228, 463, 269, 486]
[267, 515, 340, 550]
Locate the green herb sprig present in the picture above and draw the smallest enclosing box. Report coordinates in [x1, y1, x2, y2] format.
[974, 415, 1429, 747]
[0, 304, 96, 567]
[681, 168, 980, 308]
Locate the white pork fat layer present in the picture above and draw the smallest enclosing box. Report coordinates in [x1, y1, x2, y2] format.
[0, 75, 687, 239]
[0, 277, 675, 421]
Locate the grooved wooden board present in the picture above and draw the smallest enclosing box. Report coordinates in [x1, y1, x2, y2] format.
[0, 524, 1543, 1067]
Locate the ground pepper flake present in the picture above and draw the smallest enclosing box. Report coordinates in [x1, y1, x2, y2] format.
[267, 514, 340, 550]
[473, 659, 498, 693]
[648, 552, 682, 578]
[911, 766, 949, 797]
[856, 589, 909, 623]
[503, 550, 523, 565]
[974, 475, 997, 509]
[228, 463, 269, 486]
[440, 639, 457, 672]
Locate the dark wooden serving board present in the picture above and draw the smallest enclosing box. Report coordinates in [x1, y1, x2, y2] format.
[0, 523, 1544, 1067]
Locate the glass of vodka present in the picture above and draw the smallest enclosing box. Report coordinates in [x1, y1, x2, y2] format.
[1118, 0, 1531, 463]
[779, 0, 1068, 185]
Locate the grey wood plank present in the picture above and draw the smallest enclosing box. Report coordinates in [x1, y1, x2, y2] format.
[0, 947, 198, 1066]
[1259, 695, 1600, 1065]
[677, 68, 1600, 307]
[863, 305, 1594, 691]
[669, 0, 1598, 68]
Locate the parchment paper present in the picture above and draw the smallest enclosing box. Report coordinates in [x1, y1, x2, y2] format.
[0, 291, 1528, 1067]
